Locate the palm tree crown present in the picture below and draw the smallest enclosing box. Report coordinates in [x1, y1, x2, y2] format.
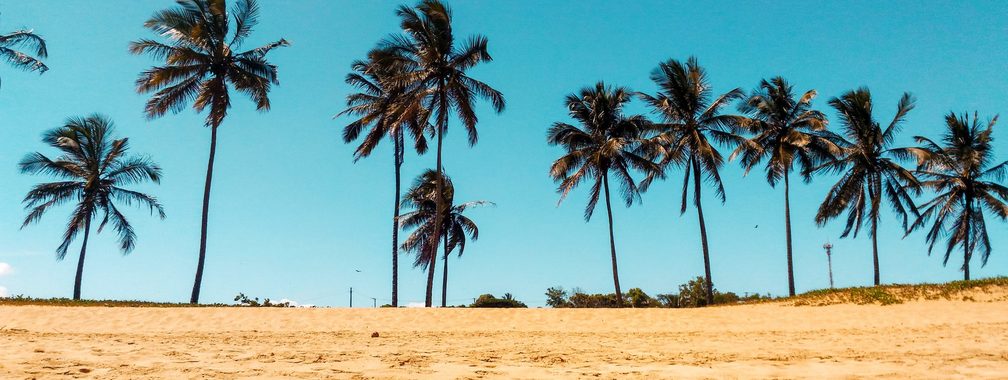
[130, 0, 287, 127]
[20, 115, 165, 299]
[0, 26, 48, 85]
[638, 57, 745, 303]
[732, 77, 837, 296]
[814, 88, 920, 285]
[548, 82, 660, 305]
[399, 170, 490, 306]
[908, 112, 1007, 280]
[339, 48, 429, 160]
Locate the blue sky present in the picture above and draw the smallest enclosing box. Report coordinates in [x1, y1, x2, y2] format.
[0, 1, 1006, 306]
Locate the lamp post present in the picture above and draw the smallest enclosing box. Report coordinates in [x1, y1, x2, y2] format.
[823, 242, 834, 289]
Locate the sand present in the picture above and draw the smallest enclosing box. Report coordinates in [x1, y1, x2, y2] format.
[1, 300, 1007, 379]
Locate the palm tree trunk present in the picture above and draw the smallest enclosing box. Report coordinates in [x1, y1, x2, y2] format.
[191, 125, 219, 304]
[425, 243, 437, 307]
[963, 193, 973, 281]
[784, 171, 795, 296]
[602, 174, 623, 306]
[441, 233, 448, 307]
[871, 216, 880, 286]
[426, 88, 448, 308]
[391, 131, 403, 307]
[73, 217, 92, 301]
[692, 162, 714, 304]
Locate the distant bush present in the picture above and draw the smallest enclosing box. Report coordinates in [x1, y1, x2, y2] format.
[469, 293, 527, 308]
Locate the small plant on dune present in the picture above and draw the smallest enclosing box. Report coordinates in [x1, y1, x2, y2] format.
[233, 293, 292, 307]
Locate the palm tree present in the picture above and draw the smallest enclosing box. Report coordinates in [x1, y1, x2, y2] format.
[731, 77, 837, 296]
[130, 0, 287, 304]
[813, 88, 920, 286]
[339, 48, 429, 308]
[19, 115, 165, 300]
[638, 57, 746, 303]
[548, 82, 660, 305]
[907, 112, 1007, 280]
[385, 0, 505, 306]
[398, 170, 489, 307]
[0, 26, 48, 85]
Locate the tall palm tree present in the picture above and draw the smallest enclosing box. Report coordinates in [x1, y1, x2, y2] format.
[548, 82, 660, 305]
[19, 115, 165, 300]
[339, 48, 429, 308]
[731, 77, 837, 296]
[638, 57, 746, 303]
[398, 170, 489, 307]
[0, 26, 48, 86]
[813, 88, 920, 286]
[907, 112, 1007, 280]
[385, 0, 505, 306]
[130, 0, 287, 304]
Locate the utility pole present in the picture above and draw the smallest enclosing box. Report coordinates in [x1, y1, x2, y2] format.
[823, 242, 834, 289]
[349, 287, 353, 308]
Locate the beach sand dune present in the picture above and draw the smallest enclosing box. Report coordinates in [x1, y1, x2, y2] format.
[1, 300, 1006, 378]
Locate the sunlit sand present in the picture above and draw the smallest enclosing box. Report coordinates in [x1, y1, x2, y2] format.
[2, 291, 1006, 378]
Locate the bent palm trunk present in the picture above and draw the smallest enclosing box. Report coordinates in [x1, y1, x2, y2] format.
[693, 162, 714, 304]
[602, 174, 623, 306]
[73, 218, 92, 301]
[191, 125, 219, 304]
[784, 171, 795, 296]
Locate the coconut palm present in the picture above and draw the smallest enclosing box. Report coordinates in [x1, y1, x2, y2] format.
[813, 88, 920, 285]
[731, 77, 837, 296]
[339, 48, 430, 307]
[0, 26, 48, 86]
[399, 170, 490, 307]
[130, 0, 287, 303]
[548, 82, 661, 305]
[19, 115, 165, 300]
[638, 57, 746, 303]
[384, 0, 505, 306]
[906, 112, 1007, 280]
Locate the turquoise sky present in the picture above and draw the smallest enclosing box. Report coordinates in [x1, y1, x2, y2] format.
[0, 1, 1006, 306]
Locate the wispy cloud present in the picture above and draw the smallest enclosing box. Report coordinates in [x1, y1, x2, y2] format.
[0, 262, 12, 277]
[0, 286, 8, 297]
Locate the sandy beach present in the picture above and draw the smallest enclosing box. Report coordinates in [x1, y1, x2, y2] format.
[1, 299, 1007, 379]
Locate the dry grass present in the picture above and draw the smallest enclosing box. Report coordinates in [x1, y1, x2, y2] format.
[786, 277, 1008, 306]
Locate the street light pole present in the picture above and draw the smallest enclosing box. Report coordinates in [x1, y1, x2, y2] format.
[823, 242, 834, 289]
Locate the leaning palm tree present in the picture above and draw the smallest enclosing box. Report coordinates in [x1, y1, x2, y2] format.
[813, 88, 920, 285]
[385, 0, 505, 306]
[548, 82, 660, 305]
[638, 57, 746, 303]
[339, 48, 429, 307]
[907, 112, 1007, 280]
[731, 77, 837, 296]
[0, 26, 48, 86]
[19, 115, 165, 300]
[398, 170, 489, 307]
[130, 0, 287, 303]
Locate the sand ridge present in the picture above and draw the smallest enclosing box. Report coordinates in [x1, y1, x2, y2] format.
[1, 301, 1006, 378]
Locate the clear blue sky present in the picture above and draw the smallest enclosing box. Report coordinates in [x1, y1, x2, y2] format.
[0, 1, 1006, 306]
